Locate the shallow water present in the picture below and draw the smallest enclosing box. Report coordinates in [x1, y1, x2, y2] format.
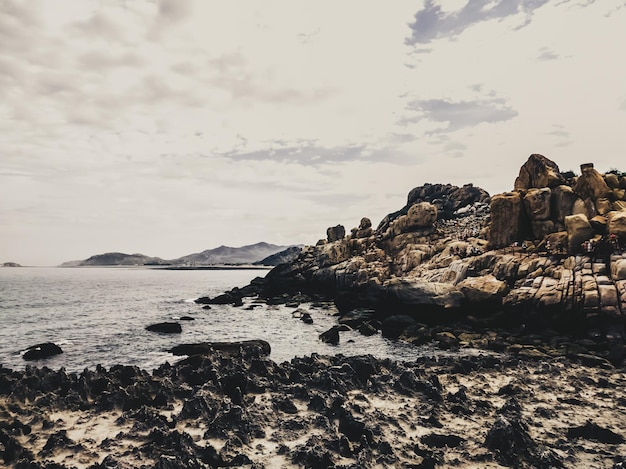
[0, 267, 435, 372]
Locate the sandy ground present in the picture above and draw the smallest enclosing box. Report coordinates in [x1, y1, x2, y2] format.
[1, 352, 625, 468]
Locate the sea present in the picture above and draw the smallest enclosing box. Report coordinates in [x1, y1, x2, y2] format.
[0, 267, 427, 373]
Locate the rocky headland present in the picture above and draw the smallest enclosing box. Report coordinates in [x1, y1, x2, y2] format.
[4, 154, 626, 468]
[223, 154, 626, 367]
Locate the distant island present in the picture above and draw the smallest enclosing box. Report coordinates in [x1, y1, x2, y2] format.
[2, 262, 22, 267]
[60, 242, 302, 267]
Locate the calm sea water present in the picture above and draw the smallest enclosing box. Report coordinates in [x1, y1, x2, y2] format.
[0, 267, 423, 372]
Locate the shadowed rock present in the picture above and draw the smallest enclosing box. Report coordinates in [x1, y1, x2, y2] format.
[22, 342, 63, 361]
[170, 340, 271, 357]
[146, 322, 182, 333]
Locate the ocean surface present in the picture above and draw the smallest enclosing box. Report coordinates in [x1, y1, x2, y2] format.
[0, 267, 427, 372]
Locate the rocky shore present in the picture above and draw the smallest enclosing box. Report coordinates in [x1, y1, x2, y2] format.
[2, 346, 626, 468]
[5, 154, 626, 468]
[220, 155, 626, 368]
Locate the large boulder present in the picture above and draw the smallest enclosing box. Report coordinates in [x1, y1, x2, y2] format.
[383, 278, 464, 309]
[317, 239, 351, 268]
[489, 192, 522, 248]
[612, 259, 626, 281]
[550, 185, 577, 224]
[574, 163, 611, 203]
[605, 173, 620, 189]
[457, 275, 508, 305]
[327, 225, 346, 242]
[608, 210, 626, 242]
[351, 217, 373, 239]
[573, 197, 597, 219]
[565, 214, 594, 252]
[514, 154, 565, 191]
[401, 202, 437, 231]
[523, 188, 551, 221]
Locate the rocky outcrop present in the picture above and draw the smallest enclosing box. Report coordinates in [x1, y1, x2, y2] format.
[217, 155, 625, 365]
[490, 157, 626, 250]
[2, 349, 625, 468]
[489, 192, 523, 248]
[514, 153, 565, 191]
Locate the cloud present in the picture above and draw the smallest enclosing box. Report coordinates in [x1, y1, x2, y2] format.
[400, 97, 518, 132]
[406, 0, 550, 45]
[536, 47, 561, 61]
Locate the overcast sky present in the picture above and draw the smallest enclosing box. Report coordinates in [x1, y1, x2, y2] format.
[2, 0, 626, 266]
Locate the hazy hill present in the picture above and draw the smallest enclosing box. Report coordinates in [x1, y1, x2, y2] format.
[61, 252, 169, 267]
[174, 242, 291, 265]
[255, 246, 303, 266]
[60, 242, 294, 267]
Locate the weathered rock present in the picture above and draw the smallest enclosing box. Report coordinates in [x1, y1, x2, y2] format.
[567, 421, 625, 444]
[22, 342, 63, 361]
[551, 185, 578, 223]
[523, 187, 551, 221]
[565, 214, 594, 252]
[531, 220, 555, 240]
[608, 210, 626, 242]
[388, 202, 437, 237]
[383, 278, 464, 310]
[605, 172, 620, 189]
[514, 153, 565, 190]
[574, 163, 612, 202]
[573, 197, 597, 219]
[489, 192, 523, 248]
[596, 198, 613, 215]
[612, 259, 626, 281]
[457, 275, 508, 305]
[589, 215, 608, 235]
[327, 225, 346, 242]
[351, 217, 373, 239]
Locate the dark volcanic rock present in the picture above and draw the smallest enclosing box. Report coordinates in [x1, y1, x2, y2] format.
[22, 342, 63, 361]
[169, 340, 271, 358]
[146, 322, 182, 334]
[567, 421, 625, 444]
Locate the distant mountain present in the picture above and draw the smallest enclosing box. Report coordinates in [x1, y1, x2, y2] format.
[255, 246, 303, 266]
[61, 252, 170, 267]
[60, 243, 296, 267]
[174, 242, 292, 265]
[2, 262, 22, 267]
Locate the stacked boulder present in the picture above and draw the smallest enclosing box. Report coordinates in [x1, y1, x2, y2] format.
[489, 154, 626, 252]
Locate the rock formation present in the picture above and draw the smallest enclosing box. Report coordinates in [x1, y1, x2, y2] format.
[226, 154, 626, 364]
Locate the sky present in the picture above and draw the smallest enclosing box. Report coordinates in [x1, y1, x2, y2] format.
[2, 0, 626, 266]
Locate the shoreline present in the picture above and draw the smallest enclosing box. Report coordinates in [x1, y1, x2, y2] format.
[1, 349, 624, 468]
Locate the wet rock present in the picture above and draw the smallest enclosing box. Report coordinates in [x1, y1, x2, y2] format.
[319, 326, 342, 345]
[567, 421, 625, 444]
[421, 433, 465, 448]
[22, 342, 63, 361]
[300, 312, 314, 324]
[170, 340, 271, 357]
[146, 322, 182, 334]
[338, 309, 375, 328]
[196, 291, 243, 306]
